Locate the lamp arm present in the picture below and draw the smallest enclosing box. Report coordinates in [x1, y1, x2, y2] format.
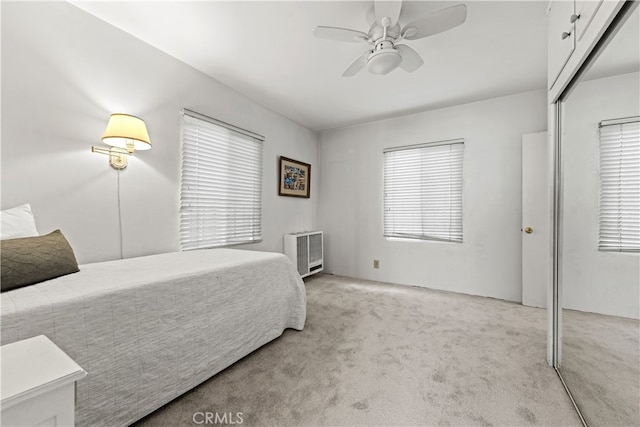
[91, 146, 129, 170]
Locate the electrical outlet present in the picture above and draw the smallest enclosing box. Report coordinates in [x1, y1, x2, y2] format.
[373, 259, 380, 269]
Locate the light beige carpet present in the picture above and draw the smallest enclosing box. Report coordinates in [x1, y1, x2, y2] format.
[133, 274, 580, 426]
[560, 309, 640, 427]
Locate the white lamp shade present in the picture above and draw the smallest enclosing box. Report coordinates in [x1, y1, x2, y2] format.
[368, 50, 401, 75]
[101, 113, 151, 151]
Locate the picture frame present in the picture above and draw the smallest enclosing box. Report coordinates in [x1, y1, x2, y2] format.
[279, 156, 310, 198]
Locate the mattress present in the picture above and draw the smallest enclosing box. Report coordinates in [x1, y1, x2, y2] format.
[0, 248, 306, 426]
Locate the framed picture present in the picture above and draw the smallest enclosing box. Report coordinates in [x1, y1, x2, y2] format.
[279, 156, 310, 198]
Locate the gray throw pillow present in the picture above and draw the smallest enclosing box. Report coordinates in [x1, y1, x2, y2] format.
[1, 230, 79, 292]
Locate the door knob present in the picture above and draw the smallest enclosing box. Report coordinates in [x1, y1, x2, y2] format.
[524, 227, 533, 234]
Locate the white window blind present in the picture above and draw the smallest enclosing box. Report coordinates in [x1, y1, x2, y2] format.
[598, 117, 640, 252]
[384, 139, 464, 243]
[180, 109, 263, 250]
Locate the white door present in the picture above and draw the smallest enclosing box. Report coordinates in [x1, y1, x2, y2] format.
[522, 132, 550, 308]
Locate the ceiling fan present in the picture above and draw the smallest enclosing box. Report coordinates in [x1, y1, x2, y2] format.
[314, 1, 467, 76]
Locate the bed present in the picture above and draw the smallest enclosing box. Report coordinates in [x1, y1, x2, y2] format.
[0, 248, 306, 427]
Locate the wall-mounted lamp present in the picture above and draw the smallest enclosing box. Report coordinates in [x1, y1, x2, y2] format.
[91, 113, 151, 169]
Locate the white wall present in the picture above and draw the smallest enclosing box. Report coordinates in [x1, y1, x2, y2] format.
[562, 72, 640, 319]
[1, 2, 318, 264]
[318, 91, 547, 302]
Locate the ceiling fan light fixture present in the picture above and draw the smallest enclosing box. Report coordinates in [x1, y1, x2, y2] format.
[314, 1, 467, 77]
[367, 49, 401, 75]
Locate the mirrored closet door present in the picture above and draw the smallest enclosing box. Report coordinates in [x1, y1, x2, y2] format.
[557, 3, 639, 425]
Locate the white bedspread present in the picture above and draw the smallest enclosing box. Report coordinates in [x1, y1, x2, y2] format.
[0, 249, 306, 426]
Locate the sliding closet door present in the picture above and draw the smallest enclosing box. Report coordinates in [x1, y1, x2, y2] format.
[557, 4, 640, 425]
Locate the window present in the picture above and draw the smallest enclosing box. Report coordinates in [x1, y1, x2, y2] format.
[383, 139, 464, 243]
[179, 109, 263, 250]
[598, 117, 640, 252]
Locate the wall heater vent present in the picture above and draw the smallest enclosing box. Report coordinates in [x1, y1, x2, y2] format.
[284, 231, 323, 278]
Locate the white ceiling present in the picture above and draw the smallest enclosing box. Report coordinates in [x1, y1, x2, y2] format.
[70, 1, 549, 132]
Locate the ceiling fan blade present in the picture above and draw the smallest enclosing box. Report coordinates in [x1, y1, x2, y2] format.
[314, 26, 370, 43]
[343, 51, 370, 77]
[374, 1, 402, 27]
[403, 4, 467, 40]
[365, 6, 376, 26]
[396, 45, 424, 72]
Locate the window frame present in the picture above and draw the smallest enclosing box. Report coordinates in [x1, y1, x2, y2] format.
[383, 138, 464, 244]
[597, 116, 640, 253]
[179, 108, 264, 251]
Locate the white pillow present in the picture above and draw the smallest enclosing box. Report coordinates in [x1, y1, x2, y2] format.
[1, 203, 39, 240]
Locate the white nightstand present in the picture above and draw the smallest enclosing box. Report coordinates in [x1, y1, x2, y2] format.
[1, 335, 87, 427]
